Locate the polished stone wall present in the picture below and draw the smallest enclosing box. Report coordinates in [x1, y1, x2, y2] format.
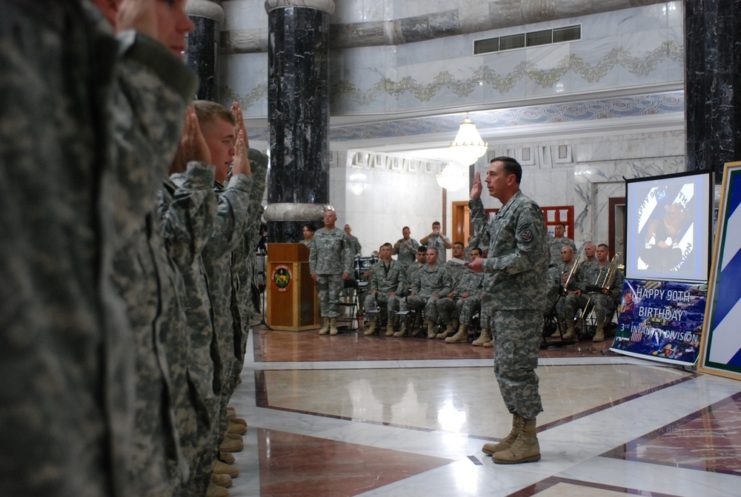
[223, 2, 684, 118]
[685, 0, 741, 181]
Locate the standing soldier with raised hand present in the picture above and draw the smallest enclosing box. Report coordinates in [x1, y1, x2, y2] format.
[467, 156, 549, 464]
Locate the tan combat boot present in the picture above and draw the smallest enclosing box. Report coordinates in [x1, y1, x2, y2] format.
[436, 320, 457, 339]
[393, 322, 407, 337]
[426, 320, 437, 339]
[228, 420, 247, 435]
[492, 418, 541, 464]
[385, 321, 395, 336]
[562, 321, 576, 341]
[472, 328, 492, 346]
[211, 473, 233, 488]
[482, 414, 523, 455]
[329, 318, 339, 335]
[318, 317, 330, 335]
[549, 328, 561, 339]
[363, 320, 377, 336]
[220, 436, 243, 453]
[592, 320, 606, 342]
[213, 460, 239, 478]
[206, 484, 230, 497]
[219, 451, 235, 464]
[445, 323, 468, 343]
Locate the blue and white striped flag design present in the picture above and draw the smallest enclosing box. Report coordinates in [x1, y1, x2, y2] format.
[708, 169, 741, 368]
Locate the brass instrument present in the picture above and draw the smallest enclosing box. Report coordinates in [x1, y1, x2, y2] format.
[577, 253, 621, 321]
[561, 246, 585, 295]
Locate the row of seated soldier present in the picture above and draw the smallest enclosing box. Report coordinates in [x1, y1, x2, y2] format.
[358, 239, 623, 346]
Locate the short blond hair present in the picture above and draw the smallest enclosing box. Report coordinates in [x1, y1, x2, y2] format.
[193, 100, 235, 127]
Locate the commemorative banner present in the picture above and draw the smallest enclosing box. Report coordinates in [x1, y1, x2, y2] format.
[611, 279, 706, 366]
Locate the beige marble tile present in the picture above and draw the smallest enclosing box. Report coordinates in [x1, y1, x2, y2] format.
[536, 482, 636, 497]
[261, 364, 690, 435]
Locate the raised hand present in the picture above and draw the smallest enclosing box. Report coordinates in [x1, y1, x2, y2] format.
[170, 106, 211, 174]
[470, 171, 483, 200]
[231, 128, 252, 177]
[231, 101, 244, 131]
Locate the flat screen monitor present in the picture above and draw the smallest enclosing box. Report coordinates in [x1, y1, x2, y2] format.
[625, 170, 712, 282]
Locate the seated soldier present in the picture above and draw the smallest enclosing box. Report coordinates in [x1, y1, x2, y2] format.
[394, 245, 428, 337]
[444, 247, 485, 344]
[561, 243, 624, 342]
[363, 243, 405, 336]
[406, 246, 446, 338]
[547, 222, 577, 267]
[435, 241, 467, 339]
[548, 245, 579, 339]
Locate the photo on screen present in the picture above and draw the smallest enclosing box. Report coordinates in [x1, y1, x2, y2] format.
[625, 171, 712, 282]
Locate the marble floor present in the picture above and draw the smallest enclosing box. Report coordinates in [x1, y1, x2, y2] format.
[226, 324, 741, 497]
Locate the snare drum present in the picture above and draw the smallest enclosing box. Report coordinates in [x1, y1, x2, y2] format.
[354, 256, 377, 280]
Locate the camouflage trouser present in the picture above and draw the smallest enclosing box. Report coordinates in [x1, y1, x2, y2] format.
[456, 296, 481, 326]
[364, 292, 401, 325]
[480, 299, 494, 331]
[407, 294, 439, 323]
[435, 297, 459, 325]
[492, 310, 543, 420]
[316, 273, 344, 318]
[562, 292, 615, 323]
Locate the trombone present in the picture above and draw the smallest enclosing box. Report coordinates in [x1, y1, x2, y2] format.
[577, 253, 621, 321]
[561, 246, 585, 295]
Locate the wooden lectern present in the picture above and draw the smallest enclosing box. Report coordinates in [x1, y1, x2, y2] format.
[265, 243, 319, 331]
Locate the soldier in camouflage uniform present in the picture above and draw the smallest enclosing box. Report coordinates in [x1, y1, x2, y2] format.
[1, 2, 196, 497]
[581, 241, 597, 263]
[420, 221, 452, 263]
[406, 247, 446, 338]
[192, 100, 254, 495]
[561, 243, 624, 342]
[473, 272, 495, 347]
[444, 247, 485, 344]
[394, 245, 428, 337]
[468, 157, 549, 464]
[434, 241, 468, 339]
[363, 243, 406, 336]
[310, 209, 354, 335]
[547, 223, 577, 266]
[97, 2, 199, 497]
[393, 226, 420, 267]
[231, 146, 267, 385]
[301, 223, 316, 247]
[1, 3, 156, 497]
[165, 106, 250, 495]
[227, 103, 268, 396]
[546, 245, 581, 340]
[344, 223, 362, 257]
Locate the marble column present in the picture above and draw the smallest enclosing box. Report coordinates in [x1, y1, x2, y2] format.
[685, 0, 741, 182]
[185, 0, 224, 100]
[264, 0, 335, 243]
